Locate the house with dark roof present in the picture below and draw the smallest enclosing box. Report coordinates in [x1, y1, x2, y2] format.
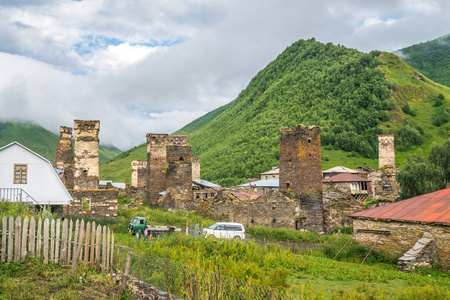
[322, 166, 361, 179]
[322, 173, 372, 200]
[350, 188, 450, 271]
[193, 179, 222, 200]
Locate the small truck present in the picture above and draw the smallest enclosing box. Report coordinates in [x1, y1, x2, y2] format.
[128, 216, 181, 236]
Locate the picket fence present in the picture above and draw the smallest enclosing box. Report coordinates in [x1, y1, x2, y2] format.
[0, 216, 114, 275]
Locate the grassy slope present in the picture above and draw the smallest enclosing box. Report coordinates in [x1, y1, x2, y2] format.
[0, 121, 122, 164]
[100, 46, 449, 186]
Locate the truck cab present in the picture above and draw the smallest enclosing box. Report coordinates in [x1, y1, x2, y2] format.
[128, 216, 146, 234]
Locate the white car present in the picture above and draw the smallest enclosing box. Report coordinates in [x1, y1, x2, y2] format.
[203, 222, 246, 239]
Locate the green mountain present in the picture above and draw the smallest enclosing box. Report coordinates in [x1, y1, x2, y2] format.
[100, 39, 450, 186]
[0, 121, 122, 165]
[395, 34, 450, 87]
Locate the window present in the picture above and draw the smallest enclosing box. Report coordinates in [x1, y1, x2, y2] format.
[82, 198, 91, 211]
[14, 164, 27, 184]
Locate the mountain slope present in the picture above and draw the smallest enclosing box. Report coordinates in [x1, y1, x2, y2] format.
[395, 34, 450, 87]
[0, 121, 122, 164]
[100, 39, 449, 186]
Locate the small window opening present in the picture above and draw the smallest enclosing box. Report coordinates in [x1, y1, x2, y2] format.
[309, 154, 312, 157]
[286, 183, 290, 189]
[308, 138, 311, 143]
[272, 219, 276, 223]
[272, 206, 275, 210]
[179, 157, 184, 162]
[82, 198, 91, 211]
[250, 219, 254, 224]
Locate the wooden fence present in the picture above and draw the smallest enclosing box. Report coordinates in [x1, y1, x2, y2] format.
[0, 216, 114, 275]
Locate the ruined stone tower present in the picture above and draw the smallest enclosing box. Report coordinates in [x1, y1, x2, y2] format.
[56, 126, 74, 190]
[73, 120, 100, 191]
[378, 134, 395, 168]
[146, 134, 169, 205]
[166, 143, 192, 196]
[131, 160, 147, 188]
[192, 157, 201, 180]
[279, 125, 324, 232]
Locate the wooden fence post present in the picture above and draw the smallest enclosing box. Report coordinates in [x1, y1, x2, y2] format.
[102, 226, 107, 271]
[21, 216, 29, 260]
[106, 227, 111, 272]
[73, 219, 79, 263]
[14, 216, 21, 262]
[7, 216, 14, 262]
[84, 222, 91, 265]
[70, 224, 85, 277]
[1, 216, 7, 262]
[120, 252, 133, 294]
[95, 225, 101, 269]
[67, 219, 73, 263]
[43, 218, 49, 264]
[50, 219, 55, 263]
[29, 217, 36, 257]
[90, 222, 96, 267]
[110, 233, 114, 275]
[55, 219, 61, 263]
[78, 220, 85, 261]
[60, 219, 68, 265]
[36, 218, 42, 259]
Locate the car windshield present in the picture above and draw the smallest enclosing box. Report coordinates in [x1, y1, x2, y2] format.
[207, 224, 218, 229]
[132, 218, 139, 224]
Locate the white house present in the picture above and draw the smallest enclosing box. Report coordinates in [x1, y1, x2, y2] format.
[0, 142, 72, 206]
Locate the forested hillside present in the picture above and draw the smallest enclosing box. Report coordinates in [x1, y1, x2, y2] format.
[100, 39, 450, 186]
[0, 121, 122, 164]
[395, 34, 450, 87]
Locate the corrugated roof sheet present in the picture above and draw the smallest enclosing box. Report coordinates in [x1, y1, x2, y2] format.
[192, 179, 222, 188]
[231, 192, 261, 200]
[237, 179, 279, 188]
[322, 173, 371, 183]
[322, 166, 360, 174]
[260, 167, 279, 175]
[350, 188, 450, 224]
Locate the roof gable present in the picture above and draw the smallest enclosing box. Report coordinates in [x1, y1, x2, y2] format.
[323, 173, 371, 183]
[350, 188, 450, 224]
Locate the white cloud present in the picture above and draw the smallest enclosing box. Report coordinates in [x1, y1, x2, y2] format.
[0, 0, 449, 149]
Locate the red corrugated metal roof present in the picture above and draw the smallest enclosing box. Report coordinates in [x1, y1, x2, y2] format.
[350, 188, 450, 224]
[322, 173, 371, 183]
[231, 192, 261, 200]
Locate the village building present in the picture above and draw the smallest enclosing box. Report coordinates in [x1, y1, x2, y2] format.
[350, 188, 450, 271]
[260, 167, 279, 180]
[322, 173, 372, 200]
[0, 142, 72, 207]
[237, 179, 279, 194]
[193, 179, 221, 200]
[322, 165, 362, 179]
[131, 160, 147, 188]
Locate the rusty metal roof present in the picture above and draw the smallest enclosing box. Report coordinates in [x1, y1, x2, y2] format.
[350, 188, 450, 224]
[231, 192, 261, 200]
[322, 173, 371, 183]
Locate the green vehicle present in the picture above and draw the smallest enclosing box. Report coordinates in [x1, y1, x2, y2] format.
[128, 216, 179, 235]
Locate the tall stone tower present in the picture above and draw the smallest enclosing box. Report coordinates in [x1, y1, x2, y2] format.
[131, 160, 147, 188]
[192, 157, 201, 180]
[166, 143, 192, 196]
[73, 120, 100, 191]
[279, 125, 323, 232]
[56, 126, 74, 190]
[378, 135, 395, 168]
[146, 134, 169, 205]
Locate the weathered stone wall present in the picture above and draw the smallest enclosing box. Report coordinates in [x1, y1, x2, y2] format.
[73, 120, 100, 191]
[367, 166, 400, 200]
[378, 134, 395, 168]
[146, 133, 169, 205]
[323, 182, 351, 195]
[131, 160, 147, 188]
[64, 189, 118, 218]
[323, 200, 364, 233]
[192, 156, 201, 180]
[166, 144, 192, 198]
[169, 135, 188, 145]
[352, 218, 450, 271]
[279, 124, 324, 232]
[56, 126, 74, 190]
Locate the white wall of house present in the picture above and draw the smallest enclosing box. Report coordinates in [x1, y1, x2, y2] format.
[0, 142, 72, 205]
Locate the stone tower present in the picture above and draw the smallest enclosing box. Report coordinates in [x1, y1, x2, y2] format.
[73, 120, 100, 191]
[146, 134, 169, 205]
[56, 126, 74, 190]
[279, 125, 323, 232]
[166, 143, 192, 196]
[192, 157, 201, 180]
[131, 160, 147, 188]
[378, 134, 395, 168]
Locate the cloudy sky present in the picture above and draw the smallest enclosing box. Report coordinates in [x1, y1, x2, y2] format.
[0, 0, 448, 149]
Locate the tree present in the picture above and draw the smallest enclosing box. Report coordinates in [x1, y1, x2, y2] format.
[429, 141, 450, 186]
[397, 153, 446, 200]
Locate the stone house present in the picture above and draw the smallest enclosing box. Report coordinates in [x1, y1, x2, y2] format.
[350, 188, 450, 271]
[322, 166, 362, 179]
[236, 179, 279, 194]
[322, 173, 372, 200]
[193, 179, 221, 200]
[260, 167, 279, 180]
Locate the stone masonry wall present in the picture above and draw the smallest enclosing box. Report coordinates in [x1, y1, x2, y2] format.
[146, 134, 169, 205]
[192, 156, 201, 181]
[56, 126, 74, 190]
[131, 160, 147, 188]
[166, 144, 192, 197]
[352, 218, 450, 271]
[73, 120, 100, 191]
[378, 134, 395, 168]
[323, 200, 365, 233]
[64, 189, 118, 218]
[367, 166, 400, 200]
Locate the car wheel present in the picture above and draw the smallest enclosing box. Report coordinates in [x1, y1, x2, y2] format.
[234, 236, 241, 240]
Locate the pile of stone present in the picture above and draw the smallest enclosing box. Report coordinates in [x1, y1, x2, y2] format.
[397, 232, 435, 272]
